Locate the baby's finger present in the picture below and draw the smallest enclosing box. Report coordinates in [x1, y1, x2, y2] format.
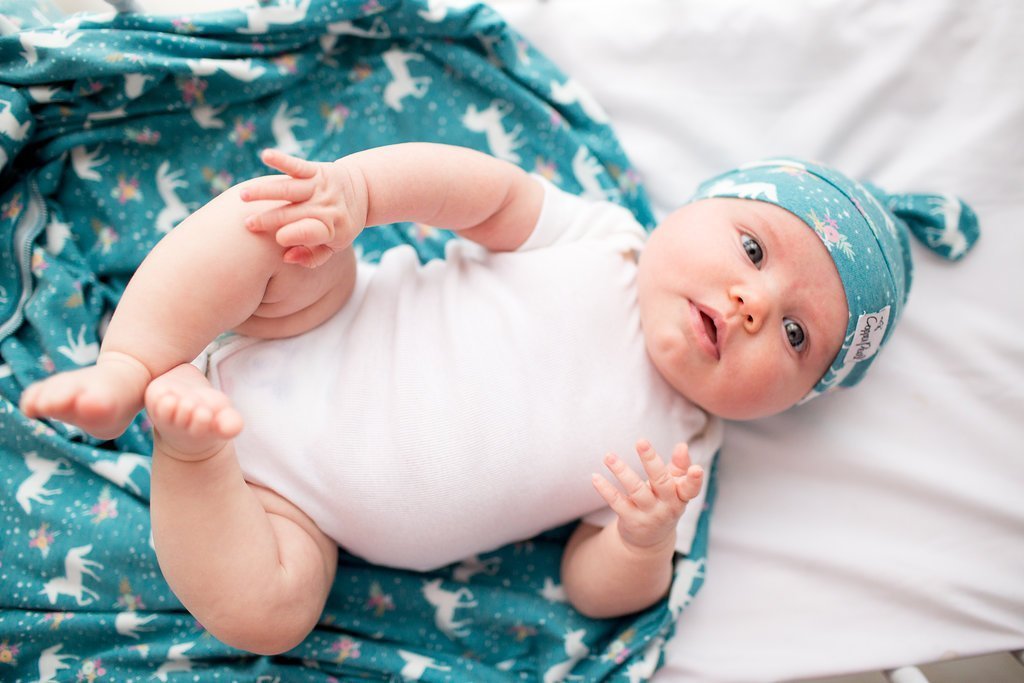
[666, 442, 691, 478]
[259, 148, 318, 179]
[284, 244, 334, 269]
[591, 473, 634, 518]
[276, 218, 333, 248]
[675, 465, 704, 503]
[604, 452, 656, 508]
[245, 204, 319, 235]
[635, 439, 675, 501]
[239, 177, 314, 203]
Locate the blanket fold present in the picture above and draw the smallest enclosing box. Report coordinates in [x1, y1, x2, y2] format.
[0, 1, 710, 680]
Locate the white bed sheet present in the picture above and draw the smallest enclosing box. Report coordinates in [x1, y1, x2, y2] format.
[49, 0, 1024, 680]
[489, 1, 1024, 681]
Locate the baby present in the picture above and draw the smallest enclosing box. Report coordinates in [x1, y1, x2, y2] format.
[19, 143, 977, 655]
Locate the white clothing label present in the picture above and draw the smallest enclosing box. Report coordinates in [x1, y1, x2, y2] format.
[843, 305, 890, 365]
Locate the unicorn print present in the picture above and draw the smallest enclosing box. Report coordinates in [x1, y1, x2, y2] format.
[155, 161, 191, 234]
[58, 324, 99, 366]
[550, 78, 609, 124]
[477, 33, 504, 68]
[186, 57, 266, 83]
[85, 105, 127, 124]
[18, 28, 83, 67]
[418, 0, 449, 23]
[45, 217, 72, 256]
[326, 16, 391, 39]
[28, 85, 61, 103]
[191, 104, 227, 130]
[624, 636, 665, 683]
[40, 544, 104, 606]
[115, 611, 157, 639]
[452, 554, 501, 583]
[542, 627, 589, 683]
[237, 0, 311, 35]
[421, 578, 476, 639]
[152, 642, 195, 681]
[71, 145, 108, 181]
[462, 101, 524, 163]
[37, 643, 77, 683]
[382, 47, 432, 113]
[571, 145, 610, 201]
[89, 453, 151, 496]
[16, 451, 74, 514]
[0, 99, 30, 141]
[704, 178, 779, 202]
[925, 194, 969, 259]
[668, 557, 705, 617]
[123, 73, 155, 99]
[539, 577, 567, 603]
[270, 102, 311, 157]
[396, 650, 452, 680]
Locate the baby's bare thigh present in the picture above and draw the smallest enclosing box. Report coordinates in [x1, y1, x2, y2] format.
[234, 246, 357, 339]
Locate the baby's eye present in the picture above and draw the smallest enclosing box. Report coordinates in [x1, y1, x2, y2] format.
[741, 234, 764, 267]
[784, 318, 806, 351]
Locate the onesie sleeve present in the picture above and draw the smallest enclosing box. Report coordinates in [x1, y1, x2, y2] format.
[516, 175, 648, 253]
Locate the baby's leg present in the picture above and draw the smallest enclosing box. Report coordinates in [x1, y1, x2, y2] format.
[147, 363, 337, 654]
[20, 182, 297, 439]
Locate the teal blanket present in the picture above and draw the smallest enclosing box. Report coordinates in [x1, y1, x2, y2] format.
[0, 1, 713, 680]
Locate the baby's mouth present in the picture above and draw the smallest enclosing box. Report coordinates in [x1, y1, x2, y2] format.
[700, 310, 718, 346]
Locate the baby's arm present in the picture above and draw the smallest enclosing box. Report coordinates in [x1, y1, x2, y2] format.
[561, 440, 704, 619]
[240, 143, 544, 267]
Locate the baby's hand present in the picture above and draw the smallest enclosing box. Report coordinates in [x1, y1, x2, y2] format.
[593, 440, 704, 552]
[240, 149, 368, 268]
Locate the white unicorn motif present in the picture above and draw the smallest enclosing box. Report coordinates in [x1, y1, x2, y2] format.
[191, 104, 227, 130]
[115, 611, 157, 639]
[19, 28, 83, 66]
[37, 643, 78, 683]
[542, 627, 589, 683]
[40, 544, 104, 606]
[186, 57, 266, 82]
[0, 99, 30, 141]
[421, 578, 476, 639]
[155, 161, 191, 234]
[396, 650, 451, 680]
[704, 177, 778, 203]
[925, 194, 969, 259]
[381, 47, 432, 113]
[123, 73, 155, 100]
[270, 102, 310, 157]
[89, 453, 151, 496]
[71, 144, 108, 181]
[152, 642, 195, 681]
[462, 101, 524, 163]
[668, 557, 705, 617]
[326, 16, 391, 39]
[418, 0, 449, 23]
[571, 145, 610, 201]
[550, 78, 609, 124]
[58, 324, 99, 366]
[46, 217, 72, 255]
[452, 554, 501, 583]
[237, 0, 311, 34]
[538, 577, 567, 603]
[28, 85, 61, 103]
[85, 106, 127, 125]
[624, 636, 665, 683]
[16, 452, 73, 514]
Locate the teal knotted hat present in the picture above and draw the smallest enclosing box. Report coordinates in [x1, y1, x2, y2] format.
[690, 158, 980, 400]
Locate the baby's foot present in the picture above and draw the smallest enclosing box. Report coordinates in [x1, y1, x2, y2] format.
[20, 352, 151, 440]
[145, 363, 243, 462]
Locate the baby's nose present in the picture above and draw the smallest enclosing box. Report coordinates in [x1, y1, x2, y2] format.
[730, 286, 767, 334]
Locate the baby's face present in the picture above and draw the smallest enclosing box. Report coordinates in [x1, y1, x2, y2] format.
[637, 197, 848, 420]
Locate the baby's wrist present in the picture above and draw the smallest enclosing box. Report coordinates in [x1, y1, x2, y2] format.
[616, 522, 677, 560]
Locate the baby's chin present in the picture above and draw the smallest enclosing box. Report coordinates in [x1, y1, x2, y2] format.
[689, 385, 807, 421]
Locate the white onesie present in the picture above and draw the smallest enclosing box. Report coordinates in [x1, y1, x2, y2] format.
[203, 177, 723, 571]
